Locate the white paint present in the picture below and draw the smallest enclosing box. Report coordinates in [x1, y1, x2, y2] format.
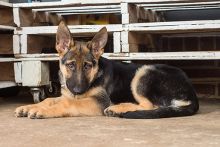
[113, 32, 121, 53]
[0, 81, 16, 89]
[14, 62, 22, 83]
[21, 61, 49, 86]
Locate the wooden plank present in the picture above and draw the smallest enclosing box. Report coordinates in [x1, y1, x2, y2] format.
[15, 24, 123, 34]
[58, 11, 120, 15]
[13, 35, 20, 54]
[22, 61, 49, 86]
[0, 1, 12, 7]
[13, 0, 121, 8]
[20, 34, 27, 54]
[32, 5, 120, 12]
[145, 5, 220, 11]
[13, 51, 220, 61]
[124, 0, 203, 3]
[0, 81, 17, 89]
[113, 32, 121, 53]
[128, 20, 220, 33]
[14, 62, 22, 83]
[0, 34, 13, 55]
[13, 7, 20, 27]
[139, 1, 220, 7]
[0, 58, 14, 62]
[0, 25, 14, 30]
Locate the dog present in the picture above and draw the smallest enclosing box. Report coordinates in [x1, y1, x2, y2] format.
[15, 21, 199, 119]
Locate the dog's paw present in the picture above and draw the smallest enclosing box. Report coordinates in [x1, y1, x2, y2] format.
[14, 106, 30, 117]
[104, 106, 121, 117]
[27, 108, 47, 119]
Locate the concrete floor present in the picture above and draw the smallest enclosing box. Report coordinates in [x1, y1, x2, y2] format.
[0, 94, 220, 147]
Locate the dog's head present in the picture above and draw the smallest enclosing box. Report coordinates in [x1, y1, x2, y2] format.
[56, 21, 108, 95]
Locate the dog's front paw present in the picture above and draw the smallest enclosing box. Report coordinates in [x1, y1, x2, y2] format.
[27, 107, 50, 119]
[104, 106, 121, 117]
[15, 106, 31, 117]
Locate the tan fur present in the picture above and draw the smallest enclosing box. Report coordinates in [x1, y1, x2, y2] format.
[131, 65, 156, 109]
[104, 103, 155, 115]
[15, 86, 106, 118]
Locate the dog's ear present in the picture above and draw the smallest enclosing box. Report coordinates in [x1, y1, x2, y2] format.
[56, 21, 74, 56]
[88, 27, 108, 59]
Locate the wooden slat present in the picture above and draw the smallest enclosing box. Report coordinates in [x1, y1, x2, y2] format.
[15, 24, 123, 35]
[139, 1, 220, 8]
[0, 1, 12, 7]
[13, 0, 121, 8]
[0, 81, 16, 89]
[144, 5, 220, 11]
[32, 5, 120, 12]
[124, 0, 195, 3]
[13, 51, 220, 61]
[128, 20, 220, 33]
[0, 25, 14, 30]
[58, 10, 120, 15]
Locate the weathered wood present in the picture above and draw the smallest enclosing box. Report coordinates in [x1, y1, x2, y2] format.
[113, 32, 121, 53]
[0, 62, 14, 81]
[13, 51, 220, 61]
[0, 8, 14, 26]
[21, 61, 49, 86]
[124, 0, 200, 3]
[14, 62, 22, 83]
[0, 25, 14, 30]
[13, 0, 121, 8]
[19, 8, 34, 27]
[32, 5, 120, 12]
[13, 35, 20, 54]
[0, 81, 17, 89]
[0, 34, 13, 54]
[0, 1, 12, 7]
[139, 1, 220, 8]
[128, 20, 220, 33]
[15, 24, 123, 35]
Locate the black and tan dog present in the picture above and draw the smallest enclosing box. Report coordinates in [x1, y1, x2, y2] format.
[15, 21, 199, 119]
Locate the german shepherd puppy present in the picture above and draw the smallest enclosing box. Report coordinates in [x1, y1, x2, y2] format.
[15, 21, 199, 119]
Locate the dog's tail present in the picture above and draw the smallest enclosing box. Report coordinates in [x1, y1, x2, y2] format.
[119, 102, 199, 119]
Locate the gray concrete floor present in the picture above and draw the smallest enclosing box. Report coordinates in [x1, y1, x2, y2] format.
[0, 94, 220, 147]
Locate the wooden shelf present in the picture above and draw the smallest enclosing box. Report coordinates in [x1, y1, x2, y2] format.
[12, 51, 220, 61]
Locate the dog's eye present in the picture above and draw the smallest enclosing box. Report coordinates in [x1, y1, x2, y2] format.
[84, 62, 92, 70]
[66, 62, 76, 70]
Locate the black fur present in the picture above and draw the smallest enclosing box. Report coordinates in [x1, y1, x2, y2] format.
[89, 57, 199, 119]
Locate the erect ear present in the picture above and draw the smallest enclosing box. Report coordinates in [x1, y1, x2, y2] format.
[56, 21, 74, 56]
[88, 27, 108, 59]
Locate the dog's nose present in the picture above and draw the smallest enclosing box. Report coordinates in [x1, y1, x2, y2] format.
[73, 87, 83, 94]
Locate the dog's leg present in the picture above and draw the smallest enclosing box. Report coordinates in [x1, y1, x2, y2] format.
[15, 87, 110, 119]
[104, 102, 157, 117]
[25, 97, 104, 119]
[15, 97, 60, 117]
